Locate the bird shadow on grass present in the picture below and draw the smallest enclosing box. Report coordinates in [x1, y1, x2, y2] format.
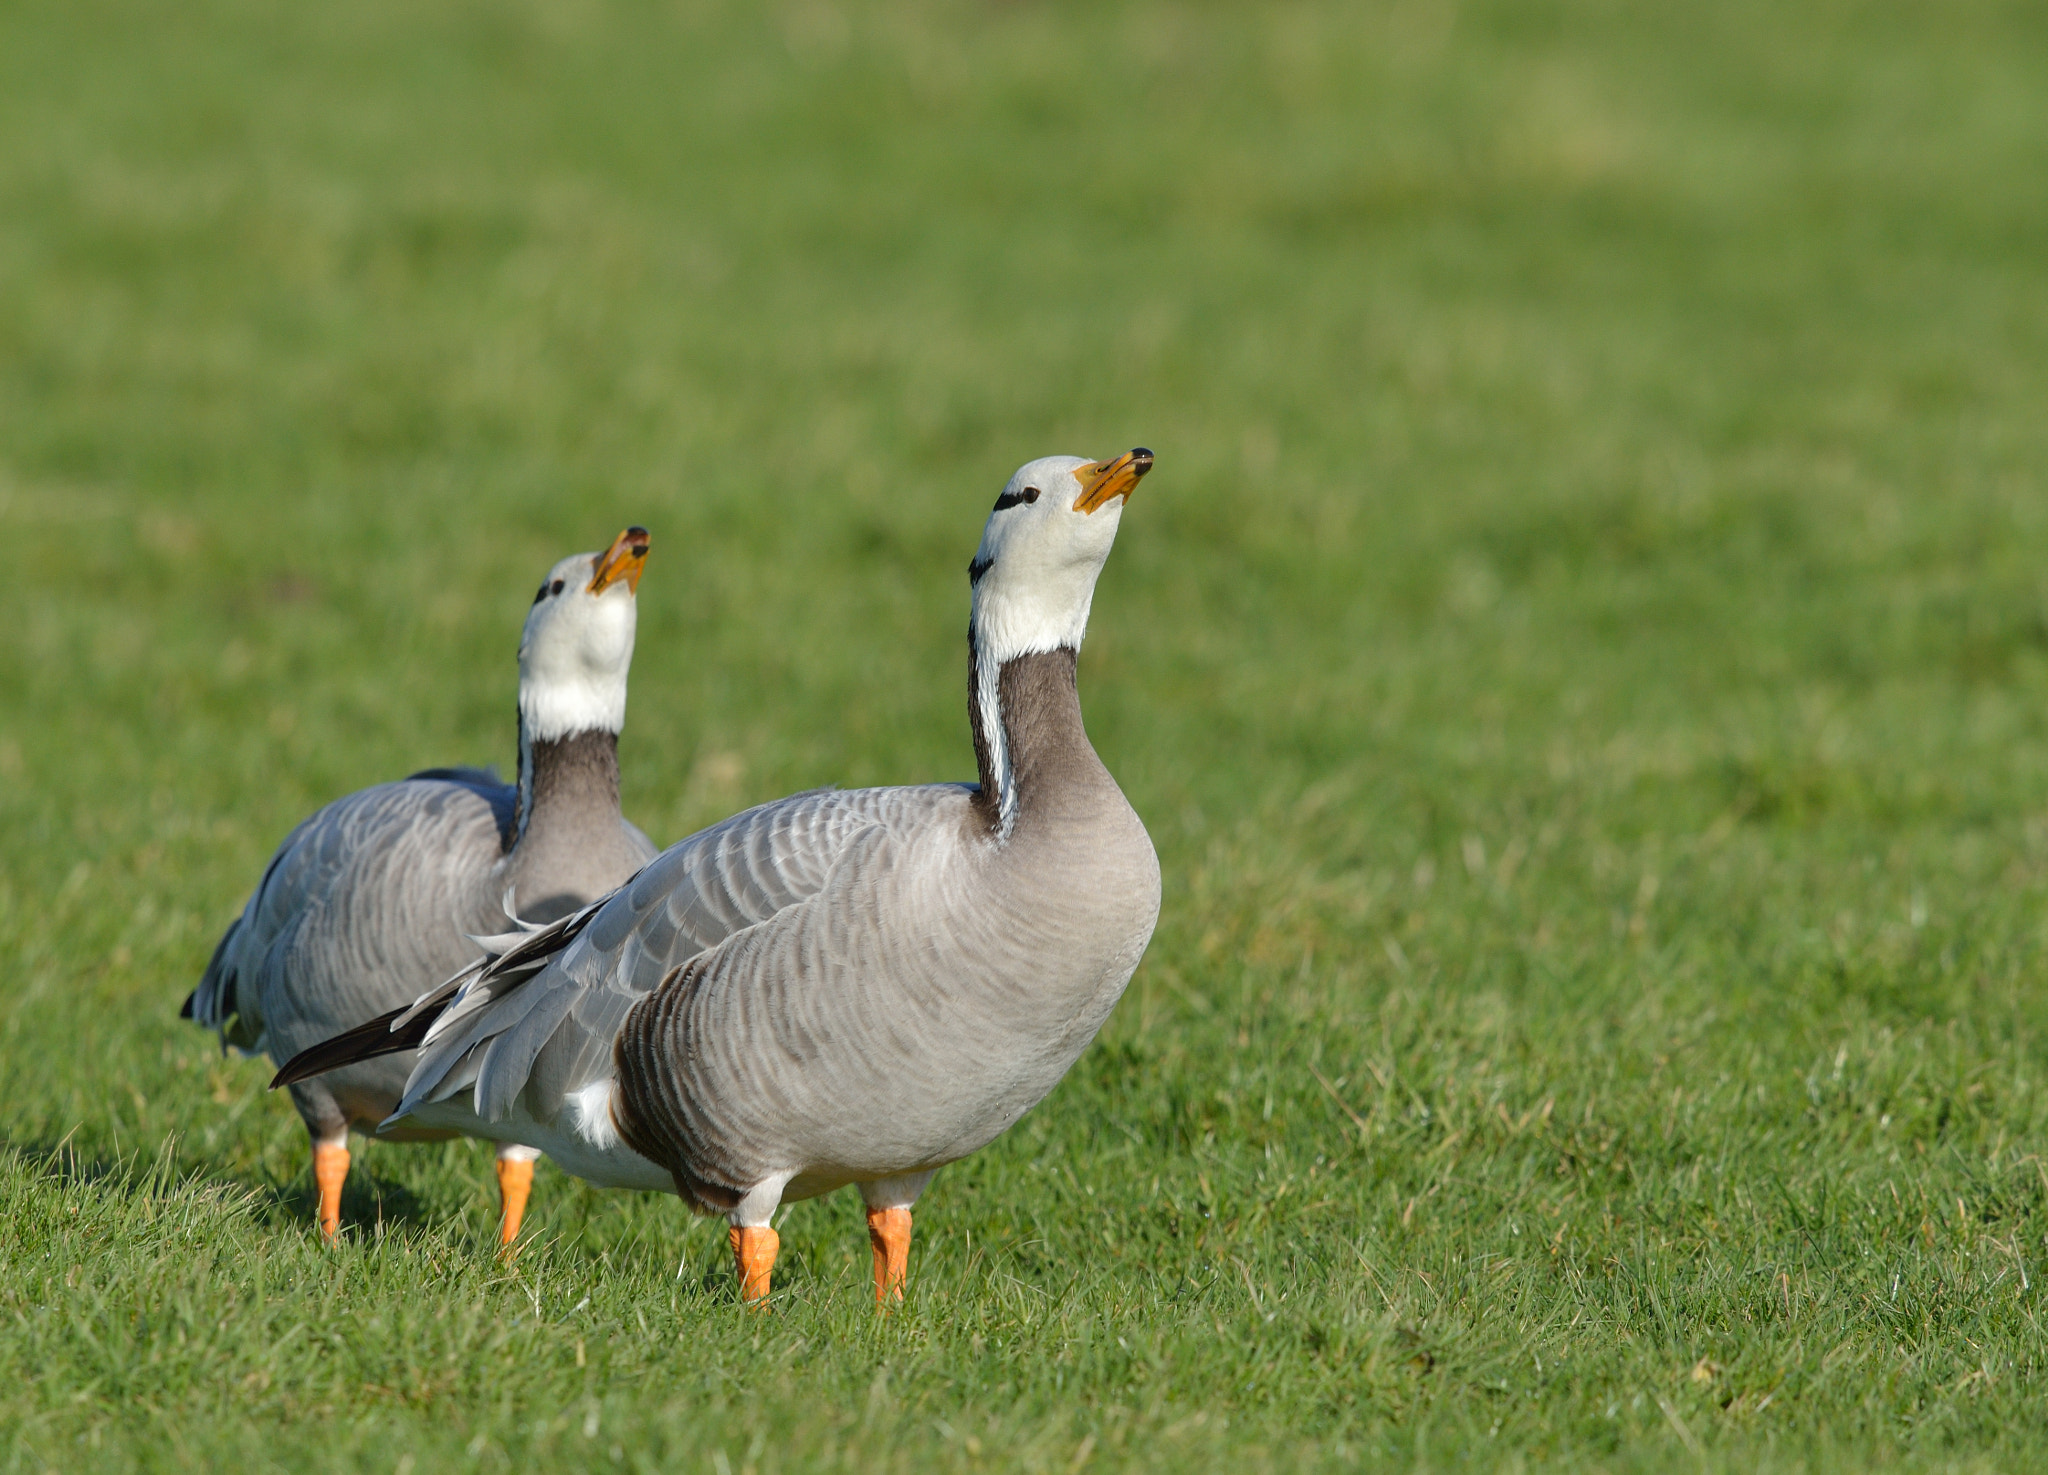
[0, 1130, 164, 1197]
[5, 1128, 836, 1311]
[287, 1157, 440, 1242]
[0, 1127, 447, 1243]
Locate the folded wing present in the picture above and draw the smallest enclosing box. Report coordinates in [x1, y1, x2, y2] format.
[274, 785, 965, 1130]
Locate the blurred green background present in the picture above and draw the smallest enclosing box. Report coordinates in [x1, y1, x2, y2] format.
[3, 0, 2048, 1469]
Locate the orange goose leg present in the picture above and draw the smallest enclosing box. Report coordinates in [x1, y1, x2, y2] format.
[312, 1142, 349, 1240]
[729, 1225, 779, 1305]
[866, 1206, 912, 1306]
[496, 1156, 536, 1247]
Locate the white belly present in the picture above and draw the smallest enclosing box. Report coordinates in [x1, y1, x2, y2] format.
[401, 1093, 676, 1194]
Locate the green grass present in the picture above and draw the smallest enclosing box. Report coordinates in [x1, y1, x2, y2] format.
[4, 0, 2048, 1467]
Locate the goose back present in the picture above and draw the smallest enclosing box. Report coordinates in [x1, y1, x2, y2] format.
[194, 766, 655, 1130]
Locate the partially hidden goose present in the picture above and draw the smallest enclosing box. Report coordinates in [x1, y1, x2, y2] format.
[277, 451, 1161, 1304]
[187, 528, 658, 1242]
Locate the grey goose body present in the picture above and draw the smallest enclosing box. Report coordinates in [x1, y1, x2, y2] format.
[281, 452, 1161, 1300]
[616, 647, 1155, 1209]
[188, 529, 657, 1240]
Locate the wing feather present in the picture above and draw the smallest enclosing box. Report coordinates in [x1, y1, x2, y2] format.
[380, 785, 969, 1125]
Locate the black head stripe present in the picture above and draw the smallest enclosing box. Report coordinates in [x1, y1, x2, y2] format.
[968, 554, 994, 585]
[992, 486, 1041, 512]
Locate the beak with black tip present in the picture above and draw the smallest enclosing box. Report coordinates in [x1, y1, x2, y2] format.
[588, 526, 652, 595]
[1071, 449, 1153, 515]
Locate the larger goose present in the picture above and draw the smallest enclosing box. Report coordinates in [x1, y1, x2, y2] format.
[188, 528, 658, 1242]
[279, 452, 1160, 1303]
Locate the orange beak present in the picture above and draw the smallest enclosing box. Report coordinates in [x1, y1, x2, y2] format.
[587, 526, 651, 595]
[1071, 448, 1154, 515]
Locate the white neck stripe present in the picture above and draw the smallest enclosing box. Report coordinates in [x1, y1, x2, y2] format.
[972, 631, 1017, 840]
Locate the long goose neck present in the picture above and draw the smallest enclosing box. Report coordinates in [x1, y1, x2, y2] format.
[514, 716, 623, 851]
[968, 638, 1107, 841]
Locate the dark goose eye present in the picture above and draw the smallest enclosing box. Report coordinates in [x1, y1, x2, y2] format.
[551, 579, 565, 595]
[992, 486, 1041, 512]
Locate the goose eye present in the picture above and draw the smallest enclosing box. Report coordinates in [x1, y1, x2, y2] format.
[992, 485, 1043, 512]
[550, 579, 565, 596]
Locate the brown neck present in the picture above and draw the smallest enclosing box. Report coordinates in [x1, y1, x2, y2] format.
[516, 727, 623, 848]
[968, 642, 1107, 839]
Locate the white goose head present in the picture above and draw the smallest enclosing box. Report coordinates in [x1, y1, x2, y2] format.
[968, 449, 1152, 662]
[517, 527, 650, 742]
[968, 451, 1151, 840]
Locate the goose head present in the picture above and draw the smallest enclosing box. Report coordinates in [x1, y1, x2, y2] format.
[968, 449, 1151, 660]
[517, 526, 650, 741]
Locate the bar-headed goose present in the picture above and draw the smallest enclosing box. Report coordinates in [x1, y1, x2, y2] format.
[278, 452, 1160, 1303]
[187, 528, 658, 1242]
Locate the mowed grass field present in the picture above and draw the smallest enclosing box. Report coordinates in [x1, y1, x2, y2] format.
[3, 0, 2048, 1468]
